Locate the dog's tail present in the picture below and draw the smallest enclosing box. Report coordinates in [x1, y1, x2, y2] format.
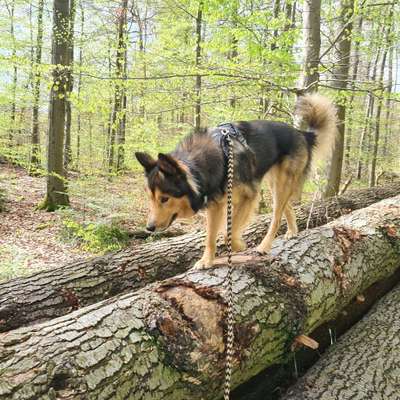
[295, 93, 338, 164]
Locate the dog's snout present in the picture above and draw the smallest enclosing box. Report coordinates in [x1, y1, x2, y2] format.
[146, 223, 156, 232]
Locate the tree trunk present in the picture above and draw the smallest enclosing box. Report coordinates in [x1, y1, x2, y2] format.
[0, 196, 399, 399]
[39, 0, 71, 210]
[30, 0, 44, 172]
[356, 43, 381, 180]
[114, 0, 128, 173]
[299, 0, 321, 93]
[271, 0, 281, 51]
[344, 16, 363, 172]
[194, 0, 203, 132]
[8, 0, 18, 146]
[132, 2, 147, 118]
[369, 10, 393, 187]
[382, 45, 393, 159]
[283, 283, 400, 400]
[75, 0, 84, 168]
[64, 0, 77, 169]
[369, 59, 387, 188]
[0, 183, 399, 333]
[324, 0, 354, 198]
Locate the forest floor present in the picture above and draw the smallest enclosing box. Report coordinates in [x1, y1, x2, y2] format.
[0, 162, 204, 281]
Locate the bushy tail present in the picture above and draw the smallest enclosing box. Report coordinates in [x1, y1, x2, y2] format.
[295, 93, 338, 164]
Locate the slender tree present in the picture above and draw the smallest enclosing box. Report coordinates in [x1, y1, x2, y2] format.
[64, 0, 76, 169]
[194, 0, 204, 133]
[382, 45, 394, 159]
[39, 0, 71, 210]
[324, 0, 354, 197]
[344, 15, 363, 171]
[109, 0, 128, 173]
[299, 0, 321, 93]
[132, 1, 147, 118]
[30, 0, 44, 172]
[75, 0, 84, 168]
[369, 10, 393, 187]
[6, 0, 18, 146]
[356, 42, 381, 180]
[271, 0, 281, 51]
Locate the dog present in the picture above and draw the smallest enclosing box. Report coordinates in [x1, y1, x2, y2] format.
[135, 94, 337, 268]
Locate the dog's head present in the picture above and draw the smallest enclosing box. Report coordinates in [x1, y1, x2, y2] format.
[135, 152, 199, 232]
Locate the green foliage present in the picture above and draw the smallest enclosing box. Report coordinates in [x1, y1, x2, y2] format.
[0, 246, 33, 282]
[61, 217, 130, 254]
[0, 0, 399, 202]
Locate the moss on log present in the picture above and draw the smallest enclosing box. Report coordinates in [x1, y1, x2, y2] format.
[0, 196, 399, 399]
[282, 283, 400, 400]
[1, 183, 400, 333]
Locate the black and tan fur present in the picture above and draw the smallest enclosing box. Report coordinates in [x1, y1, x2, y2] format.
[136, 94, 337, 268]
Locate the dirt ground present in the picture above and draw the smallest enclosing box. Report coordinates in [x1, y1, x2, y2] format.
[0, 162, 204, 280]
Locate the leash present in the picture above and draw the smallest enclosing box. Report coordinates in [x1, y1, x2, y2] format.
[221, 127, 235, 400]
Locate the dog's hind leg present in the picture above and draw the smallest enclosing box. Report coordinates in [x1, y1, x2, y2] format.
[257, 166, 294, 253]
[229, 188, 259, 252]
[284, 202, 298, 239]
[194, 199, 225, 269]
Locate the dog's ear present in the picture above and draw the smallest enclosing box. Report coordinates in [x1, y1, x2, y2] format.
[135, 152, 156, 173]
[157, 153, 183, 176]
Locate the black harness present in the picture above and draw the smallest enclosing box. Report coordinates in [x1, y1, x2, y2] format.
[212, 122, 250, 159]
[190, 123, 250, 211]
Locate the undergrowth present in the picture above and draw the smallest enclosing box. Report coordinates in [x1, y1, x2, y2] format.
[0, 246, 33, 282]
[61, 217, 130, 254]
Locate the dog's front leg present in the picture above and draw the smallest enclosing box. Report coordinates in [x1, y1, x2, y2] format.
[194, 201, 224, 269]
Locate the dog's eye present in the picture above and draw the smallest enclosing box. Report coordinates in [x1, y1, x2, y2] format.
[160, 196, 169, 204]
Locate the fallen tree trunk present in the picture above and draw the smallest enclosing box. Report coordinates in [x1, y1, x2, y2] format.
[1, 183, 399, 333]
[282, 283, 400, 400]
[0, 196, 399, 400]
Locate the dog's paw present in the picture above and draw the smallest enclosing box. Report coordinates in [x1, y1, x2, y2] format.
[232, 238, 247, 252]
[256, 244, 270, 255]
[284, 230, 298, 240]
[194, 257, 214, 269]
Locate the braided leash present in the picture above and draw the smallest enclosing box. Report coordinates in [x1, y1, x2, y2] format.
[223, 131, 234, 400]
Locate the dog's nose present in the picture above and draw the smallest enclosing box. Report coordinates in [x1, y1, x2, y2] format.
[146, 224, 156, 232]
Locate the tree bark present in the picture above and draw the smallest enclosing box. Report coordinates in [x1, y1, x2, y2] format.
[344, 15, 363, 172]
[282, 283, 400, 400]
[271, 0, 281, 51]
[8, 0, 18, 146]
[194, 0, 203, 132]
[30, 0, 44, 172]
[369, 9, 393, 187]
[75, 0, 84, 168]
[382, 45, 393, 159]
[64, 0, 77, 170]
[0, 196, 399, 399]
[109, 0, 128, 173]
[356, 38, 381, 181]
[39, 0, 71, 210]
[299, 0, 321, 93]
[324, 0, 354, 198]
[0, 183, 399, 333]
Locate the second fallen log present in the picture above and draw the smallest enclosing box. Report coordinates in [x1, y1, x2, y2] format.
[282, 283, 400, 400]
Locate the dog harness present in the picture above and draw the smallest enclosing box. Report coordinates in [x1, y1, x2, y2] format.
[212, 122, 250, 158]
[196, 123, 249, 207]
[190, 123, 251, 212]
